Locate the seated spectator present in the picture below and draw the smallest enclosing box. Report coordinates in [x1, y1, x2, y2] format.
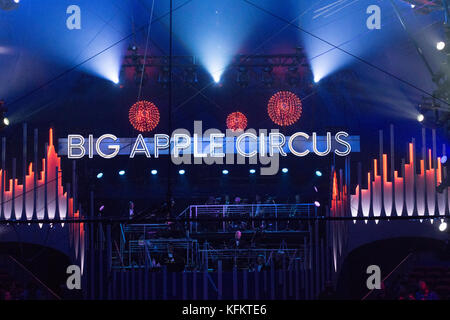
[415, 280, 439, 300]
[255, 255, 268, 272]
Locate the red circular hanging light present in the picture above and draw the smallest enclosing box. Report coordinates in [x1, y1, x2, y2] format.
[226, 111, 248, 132]
[267, 91, 302, 126]
[129, 100, 160, 132]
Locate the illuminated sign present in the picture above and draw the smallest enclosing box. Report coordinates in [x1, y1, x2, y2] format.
[58, 123, 359, 175]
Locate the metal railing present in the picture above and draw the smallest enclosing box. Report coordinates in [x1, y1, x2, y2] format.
[199, 246, 302, 271]
[119, 238, 198, 269]
[115, 222, 198, 268]
[181, 203, 316, 233]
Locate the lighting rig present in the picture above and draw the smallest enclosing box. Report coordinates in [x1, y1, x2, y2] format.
[409, 1, 450, 138]
[119, 46, 313, 89]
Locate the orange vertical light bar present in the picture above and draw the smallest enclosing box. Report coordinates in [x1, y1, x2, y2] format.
[374, 159, 378, 177]
[383, 154, 388, 182]
[428, 149, 432, 170]
[409, 143, 414, 163]
[437, 157, 442, 184]
[49, 128, 53, 147]
[333, 171, 338, 199]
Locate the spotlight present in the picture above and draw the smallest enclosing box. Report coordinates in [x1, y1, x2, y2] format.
[441, 155, 447, 165]
[313, 75, 320, 83]
[0, 100, 8, 128]
[151, 169, 158, 175]
[249, 169, 256, 174]
[410, 4, 415, 8]
[96, 172, 104, 179]
[439, 221, 447, 232]
[222, 169, 229, 175]
[119, 170, 125, 176]
[129, 44, 138, 52]
[315, 170, 322, 177]
[314, 201, 321, 207]
[212, 73, 222, 84]
[282, 168, 288, 173]
[99, 205, 105, 212]
[417, 114, 424, 122]
[437, 41, 446, 51]
[178, 169, 185, 175]
[314, 186, 318, 193]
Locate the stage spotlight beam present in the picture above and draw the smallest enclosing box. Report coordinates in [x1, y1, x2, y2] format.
[151, 169, 158, 175]
[437, 41, 446, 51]
[119, 170, 125, 176]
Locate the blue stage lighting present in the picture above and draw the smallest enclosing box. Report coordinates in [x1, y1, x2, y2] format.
[314, 201, 321, 207]
[151, 169, 158, 175]
[441, 155, 447, 165]
[249, 169, 256, 174]
[282, 168, 288, 173]
[96, 172, 103, 179]
[179, 169, 186, 175]
[212, 73, 222, 83]
[315, 170, 322, 177]
[222, 169, 229, 175]
[118, 170, 125, 176]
